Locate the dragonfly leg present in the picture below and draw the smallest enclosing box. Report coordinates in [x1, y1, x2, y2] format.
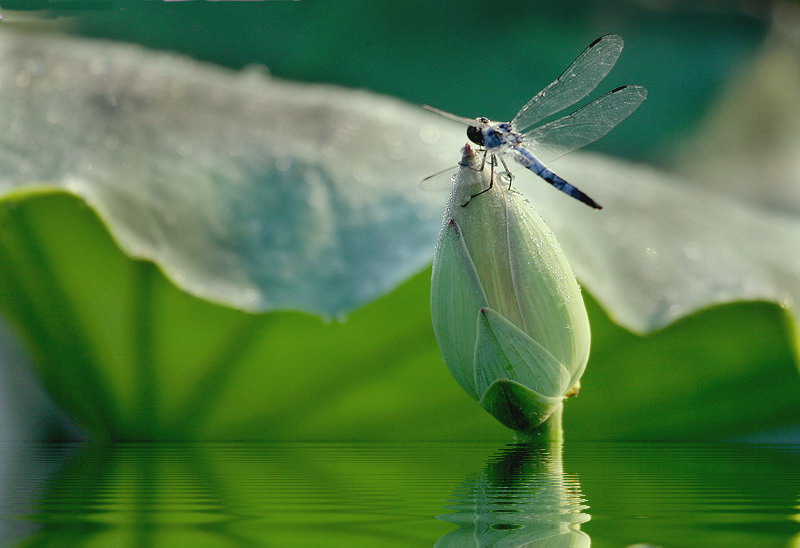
[498, 156, 514, 189]
[461, 154, 496, 207]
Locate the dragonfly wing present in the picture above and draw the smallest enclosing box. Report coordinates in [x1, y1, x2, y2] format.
[423, 105, 476, 126]
[522, 84, 647, 163]
[510, 34, 624, 132]
[420, 165, 459, 191]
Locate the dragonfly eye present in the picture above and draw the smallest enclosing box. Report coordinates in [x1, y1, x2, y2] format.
[466, 125, 484, 146]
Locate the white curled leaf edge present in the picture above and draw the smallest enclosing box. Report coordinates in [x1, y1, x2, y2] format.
[0, 28, 463, 318]
[0, 26, 798, 359]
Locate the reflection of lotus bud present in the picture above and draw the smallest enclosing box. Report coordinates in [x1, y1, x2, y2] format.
[436, 443, 590, 547]
[431, 145, 591, 439]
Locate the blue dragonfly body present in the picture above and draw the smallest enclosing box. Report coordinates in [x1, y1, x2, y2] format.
[423, 35, 647, 209]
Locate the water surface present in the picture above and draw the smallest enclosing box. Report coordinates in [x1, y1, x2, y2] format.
[0, 442, 797, 547]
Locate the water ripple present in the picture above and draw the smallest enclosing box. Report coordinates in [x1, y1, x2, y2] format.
[0, 441, 796, 547]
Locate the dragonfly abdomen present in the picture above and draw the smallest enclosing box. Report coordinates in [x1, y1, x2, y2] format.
[512, 147, 603, 210]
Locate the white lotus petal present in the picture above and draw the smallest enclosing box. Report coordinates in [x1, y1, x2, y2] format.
[438, 150, 591, 380]
[474, 308, 571, 400]
[431, 146, 590, 435]
[430, 218, 488, 399]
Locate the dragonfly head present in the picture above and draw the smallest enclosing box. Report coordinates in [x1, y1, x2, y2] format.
[466, 117, 490, 146]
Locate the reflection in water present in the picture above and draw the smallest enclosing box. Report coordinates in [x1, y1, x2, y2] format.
[3, 441, 798, 546]
[0, 442, 81, 546]
[20, 443, 246, 547]
[437, 443, 589, 547]
[7, 442, 466, 547]
[792, 492, 800, 548]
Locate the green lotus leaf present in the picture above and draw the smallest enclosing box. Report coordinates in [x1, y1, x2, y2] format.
[0, 190, 798, 441]
[0, 22, 798, 441]
[0, 27, 798, 355]
[513, 27, 800, 359]
[0, 27, 463, 318]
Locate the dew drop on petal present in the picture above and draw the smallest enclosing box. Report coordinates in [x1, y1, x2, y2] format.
[15, 71, 31, 88]
[103, 135, 120, 151]
[241, 288, 259, 306]
[276, 157, 292, 172]
[668, 303, 684, 318]
[419, 124, 440, 144]
[176, 142, 193, 157]
[46, 109, 61, 124]
[88, 56, 109, 75]
[683, 241, 702, 260]
[334, 311, 349, 324]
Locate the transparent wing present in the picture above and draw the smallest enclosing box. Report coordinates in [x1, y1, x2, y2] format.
[522, 85, 647, 163]
[511, 35, 624, 132]
[423, 105, 475, 126]
[420, 164, 459, 191]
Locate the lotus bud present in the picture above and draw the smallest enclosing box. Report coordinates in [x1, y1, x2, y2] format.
[430, 144, 591, 440]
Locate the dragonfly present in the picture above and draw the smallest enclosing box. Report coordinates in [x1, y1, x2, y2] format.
[422, 34, 647, 209]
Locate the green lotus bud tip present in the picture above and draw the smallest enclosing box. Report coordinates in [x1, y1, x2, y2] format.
[431, 144, 591, 438]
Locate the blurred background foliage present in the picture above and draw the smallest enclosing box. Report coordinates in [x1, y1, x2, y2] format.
[0, 0, 797, 441]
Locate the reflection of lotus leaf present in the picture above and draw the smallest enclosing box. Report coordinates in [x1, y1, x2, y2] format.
[9, 443, 463, 546]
